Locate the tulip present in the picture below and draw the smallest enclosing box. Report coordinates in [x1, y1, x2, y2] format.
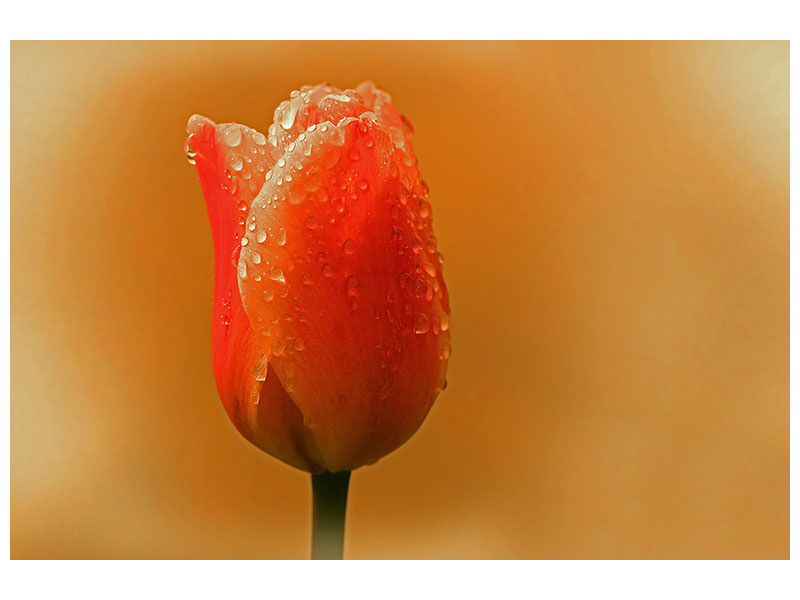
[185, 81, 450, 558]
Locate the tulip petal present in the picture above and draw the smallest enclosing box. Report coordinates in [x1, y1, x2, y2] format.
[186, 114, 325, 472]
[238, 111, 450, 472]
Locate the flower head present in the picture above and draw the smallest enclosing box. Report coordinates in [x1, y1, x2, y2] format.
[186, 82, 450, 473]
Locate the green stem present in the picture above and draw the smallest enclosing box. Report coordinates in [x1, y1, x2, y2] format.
[311, 470, 351, 560]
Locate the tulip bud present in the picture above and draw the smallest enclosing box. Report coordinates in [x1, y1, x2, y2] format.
[186, 82, 450, 473]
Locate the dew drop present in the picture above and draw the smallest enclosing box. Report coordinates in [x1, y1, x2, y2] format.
[305, 216, 319, 230]
[223, 127, 242, 147]
[252, 251, 262, 265]
[329, 127, 346, 147]
[253, 131, 267, 145]
[279, 102, 298, 130]
[440, 313, 450, 331]
[303, 169, 321, 192]
[413, 313, 431, 334]
[302, 272, 313, 286]
[238, 263, 247, 279]
[277, 157, 286, 168]
[322, 149, 341, 170]
[230, 154, 243, 171]
[346, 274, 359, 297]
[256, 230, 267, 243]
[322, 263, 333, 277]
[253, 352, 268, 381]
[419, 200, 431, 219]
[272, 338, 287, 356]
[343, 238, 356, 255]
[185, 143, 197, 165]
[276, 227, 287, 246]
[412, 278, 426, 298]
[263, 289, 274, 302]
[294, 337, 305, 351]
[269, 266, 285, 282]
[241, 237, 249, 247]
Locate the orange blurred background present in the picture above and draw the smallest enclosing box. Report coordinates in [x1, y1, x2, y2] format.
[10, 41, 788, 559]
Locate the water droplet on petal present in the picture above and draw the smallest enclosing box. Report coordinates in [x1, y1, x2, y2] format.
[412, 278, 426, 298]
[256, 230, 267, 243]
[276, 227, 287, 246]
[253, 352, 268, 381]
[223, 127, 242, 147]
[440, 313, 450, 331]
[346, 274, 359, 297]
[420, 200, 431, 219]
[272, 338, 287, 356]
[414, 313, 430, 334]
[252, 251, 262, 265]
[343, 238, 355, 255]
[329, 126, 347, 146]
[230, 154, 243, 171]
[269, 266, 285, 282]
[304, 168, 321, 192]
[253, 131, 267, 145]
[322, 149, 341, 169]
[279, 102, 298, 130]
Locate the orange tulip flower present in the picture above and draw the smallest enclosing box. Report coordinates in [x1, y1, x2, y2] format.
[186, 82, 450, 557]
